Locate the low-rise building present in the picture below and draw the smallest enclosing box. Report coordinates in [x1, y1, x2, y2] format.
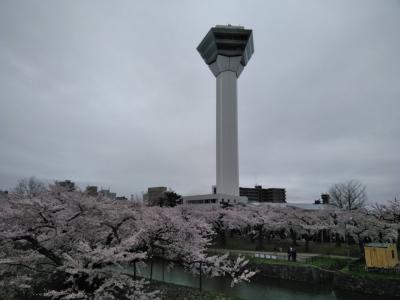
[286, 202, 333, 211]
[183, 185, 247, 206]
[55, 180, 76, 191]
[321, 194, 330, 204]
[183, 193, 247, 206]
[239, 185, 286, 203]
[143, 186, 167, 205]
[0, 190, 8, 201]
[86, 186, 98, 197]
[98, 189, 116, 200]
[315, 194, 331, 205]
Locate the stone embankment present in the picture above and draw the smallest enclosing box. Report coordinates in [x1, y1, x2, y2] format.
[250, 262, 400, 297]
[333, 272, 400, 298]
[249, 262, 334, 284]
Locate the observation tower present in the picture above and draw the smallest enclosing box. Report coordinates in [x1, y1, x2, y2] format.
[183, 25, 254, 205]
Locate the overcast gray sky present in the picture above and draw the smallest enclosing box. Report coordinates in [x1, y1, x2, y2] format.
[0, 0, 399, 203]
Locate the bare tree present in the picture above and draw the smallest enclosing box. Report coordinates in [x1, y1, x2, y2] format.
[328, 179, 367, 210]
[13, 176, 47, 198]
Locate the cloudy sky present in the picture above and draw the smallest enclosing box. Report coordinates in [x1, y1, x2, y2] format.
[0, 0, 399, 203]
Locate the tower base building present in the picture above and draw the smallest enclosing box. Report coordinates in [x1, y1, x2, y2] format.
[183, 193, 248, 205]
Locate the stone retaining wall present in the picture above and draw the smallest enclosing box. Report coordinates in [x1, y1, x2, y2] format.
[250, 262, 400, 297]
[249, 262, 334, 284]
[333, 271, 400, 297]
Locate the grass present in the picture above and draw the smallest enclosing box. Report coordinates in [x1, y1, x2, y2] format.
[307, 256, 352, 270]
[246, 253, 400, 281]
[210, 235, 400, 283]
[211, 235, 361, 257]
[246, 256, 310, 267]
[247, 254, 400, 281]
[211, 248, 356, 272]
[245, 254, 353, 271]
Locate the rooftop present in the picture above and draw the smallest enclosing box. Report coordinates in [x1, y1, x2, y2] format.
[365, 243, 393, 248]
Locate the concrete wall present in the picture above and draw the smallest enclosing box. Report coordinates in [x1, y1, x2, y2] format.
[333, 271, 400, 297]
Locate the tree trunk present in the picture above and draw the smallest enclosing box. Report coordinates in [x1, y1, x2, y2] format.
[14, 235, 62, 266]
[162, 259, 165, 281]
[199, 261, 203, 292]
[256, 228, 264, 250]
[133, 261, 136, 280]
[290, 229, 297, 246]
[346, 233, 351, 257]
[150, 259, 153, 281]
[358, 240, 365, 260]
[219, 229, 226, 246]
[397, 229, 400, 251]
[305, 238, 310, 252]
[335, 233, 341, 247]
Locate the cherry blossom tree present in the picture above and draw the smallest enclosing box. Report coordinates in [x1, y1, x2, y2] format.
[240, 206, 287, 250]
[330, 209, 397, 257]
[190, 204, 397, 256]
[0, 186, 155, 299]
[372, 197, 400, 249]
[287, 209, 327, 252]
[0, 187, 255, 299]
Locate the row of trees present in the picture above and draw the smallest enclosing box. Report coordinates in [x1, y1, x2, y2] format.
[1, 177, 398, 298]
[188, 204, 398, 255]
[7, 177, 370, 210]
[9, 177, 183, 207]
[0, 187, 254, 299]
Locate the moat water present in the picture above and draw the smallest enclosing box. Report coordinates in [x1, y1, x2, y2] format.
[120, 261, 393, 300]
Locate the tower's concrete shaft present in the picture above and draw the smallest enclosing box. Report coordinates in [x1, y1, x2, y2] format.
[197, 25, 254, 196]
[217, 70, 238, 195]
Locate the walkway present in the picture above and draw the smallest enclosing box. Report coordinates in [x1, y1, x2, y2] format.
[208, 248, 356, 263]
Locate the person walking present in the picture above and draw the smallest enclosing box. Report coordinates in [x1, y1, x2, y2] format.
[287, 247, 292, 261]
[292, 247, 297, 262]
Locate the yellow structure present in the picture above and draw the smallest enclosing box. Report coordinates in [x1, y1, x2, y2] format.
[364, 243, 399, 269]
